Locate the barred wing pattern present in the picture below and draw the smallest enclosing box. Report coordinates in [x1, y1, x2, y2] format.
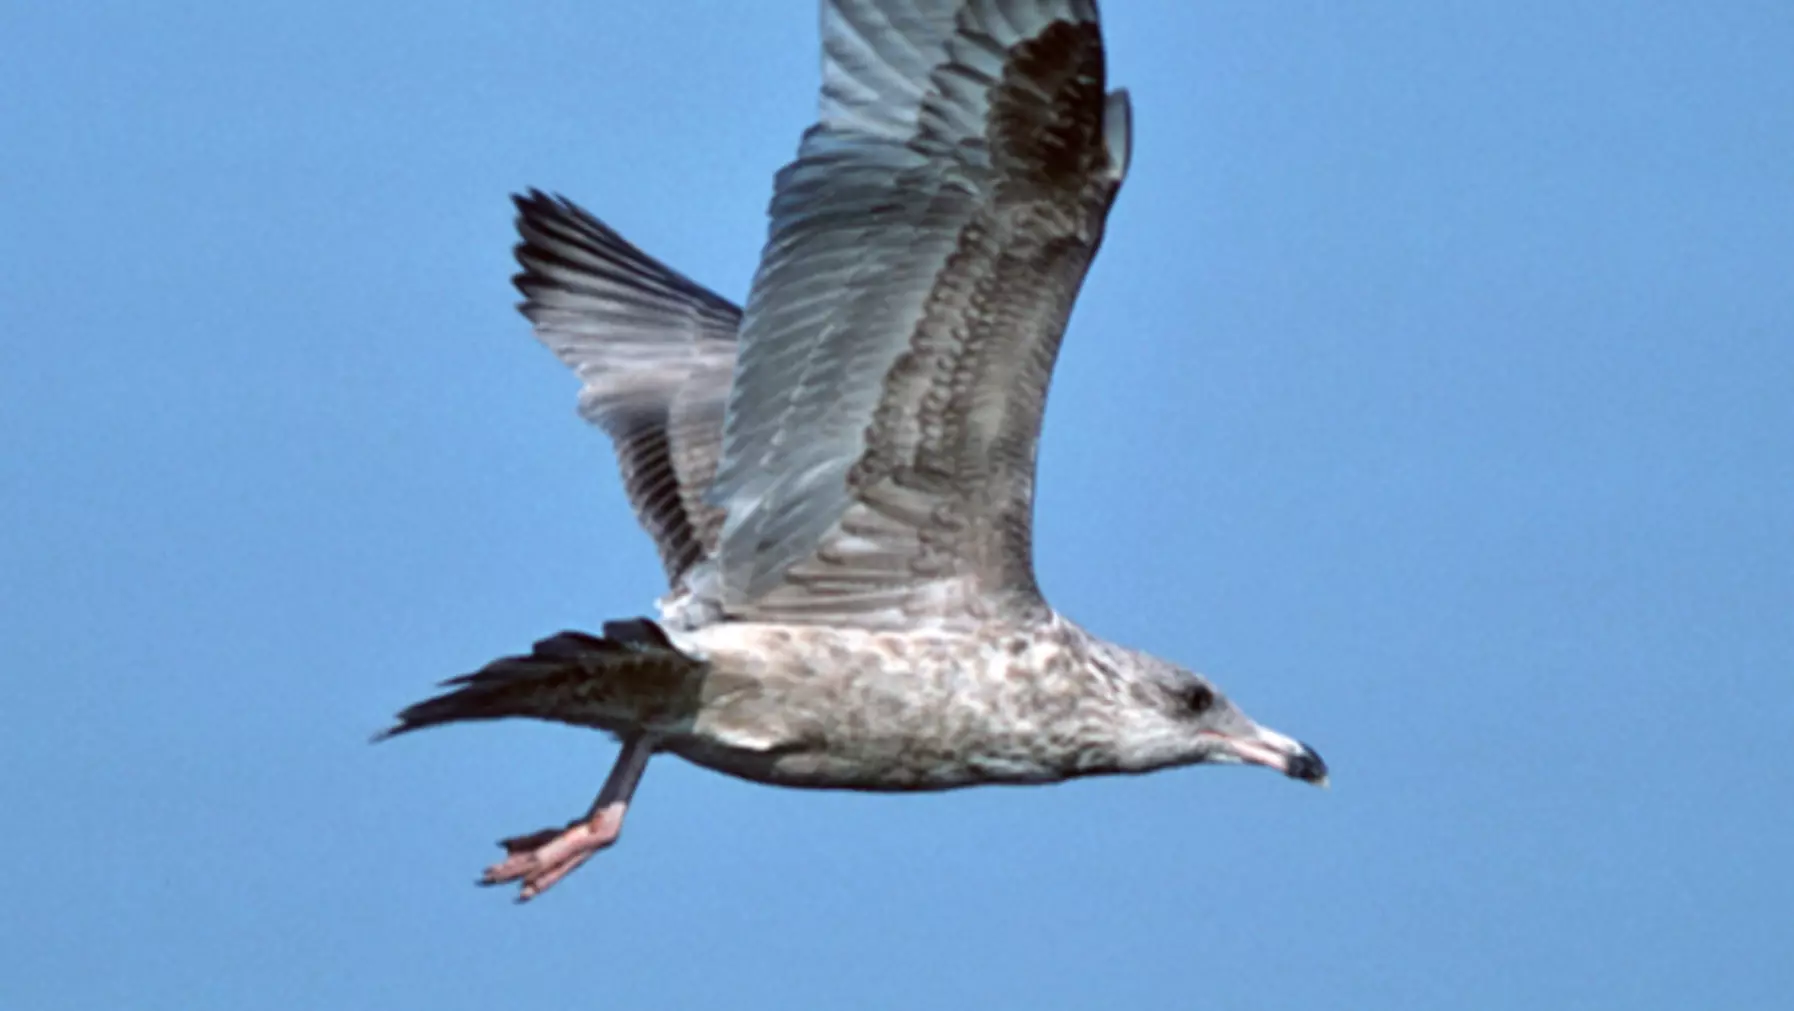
[708, 0, 1130, 624]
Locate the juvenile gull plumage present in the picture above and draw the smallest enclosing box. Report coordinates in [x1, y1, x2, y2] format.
[384, 0, 1327, 902]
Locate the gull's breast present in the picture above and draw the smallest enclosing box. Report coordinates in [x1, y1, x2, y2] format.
[662, 619, 1110, 791]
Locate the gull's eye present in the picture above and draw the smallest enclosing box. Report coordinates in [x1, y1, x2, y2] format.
[1182, 683, 1215, 715]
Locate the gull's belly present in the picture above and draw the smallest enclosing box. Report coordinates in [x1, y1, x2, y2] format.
[661, 619, 1098, 791]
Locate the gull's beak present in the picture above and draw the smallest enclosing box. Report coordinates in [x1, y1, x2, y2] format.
[1216, 726, 1330, 787]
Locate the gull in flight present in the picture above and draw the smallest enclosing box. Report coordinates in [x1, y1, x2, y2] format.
[384, 0, 1327, 902]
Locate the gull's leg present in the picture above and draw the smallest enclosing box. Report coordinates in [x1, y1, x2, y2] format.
[482, 734, 655, 902]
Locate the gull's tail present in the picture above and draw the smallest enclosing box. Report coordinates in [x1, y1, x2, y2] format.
[376, 619, 701, 740]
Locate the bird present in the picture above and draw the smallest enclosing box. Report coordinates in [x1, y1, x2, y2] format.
[382, 0, 1328, 903]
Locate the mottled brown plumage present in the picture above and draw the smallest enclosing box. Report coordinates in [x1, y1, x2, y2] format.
[387, 0, 1325, 902]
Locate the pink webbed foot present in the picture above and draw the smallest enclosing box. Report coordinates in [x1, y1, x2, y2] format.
[481, 803, 625, 902]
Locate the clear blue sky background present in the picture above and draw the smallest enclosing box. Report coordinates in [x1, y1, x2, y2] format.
[3, 2, 1790, 1008]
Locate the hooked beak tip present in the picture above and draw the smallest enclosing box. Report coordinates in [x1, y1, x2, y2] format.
[1219, 728, 1330, 787]
[1284, 742, 1329, 787]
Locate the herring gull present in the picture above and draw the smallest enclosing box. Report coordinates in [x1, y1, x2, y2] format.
[384, 0, 1328, 902]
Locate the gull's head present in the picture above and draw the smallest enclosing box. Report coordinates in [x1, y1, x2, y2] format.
[1104, 648, 1328, 787]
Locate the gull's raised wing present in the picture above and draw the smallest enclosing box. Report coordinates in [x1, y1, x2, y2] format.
[708, 0, 1130, 623]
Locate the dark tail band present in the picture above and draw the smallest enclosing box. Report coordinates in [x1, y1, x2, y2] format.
[375, 619, 694, 741]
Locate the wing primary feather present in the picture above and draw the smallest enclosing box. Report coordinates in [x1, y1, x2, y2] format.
[512, 191, 742, 589]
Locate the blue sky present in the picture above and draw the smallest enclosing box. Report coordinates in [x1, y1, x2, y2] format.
[3, 1, 1790, 1008]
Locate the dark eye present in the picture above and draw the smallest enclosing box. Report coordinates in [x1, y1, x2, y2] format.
[1182, 683, 1215, 715]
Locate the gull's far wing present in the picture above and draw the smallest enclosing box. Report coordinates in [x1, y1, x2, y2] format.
[513, 190, 740, 589]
